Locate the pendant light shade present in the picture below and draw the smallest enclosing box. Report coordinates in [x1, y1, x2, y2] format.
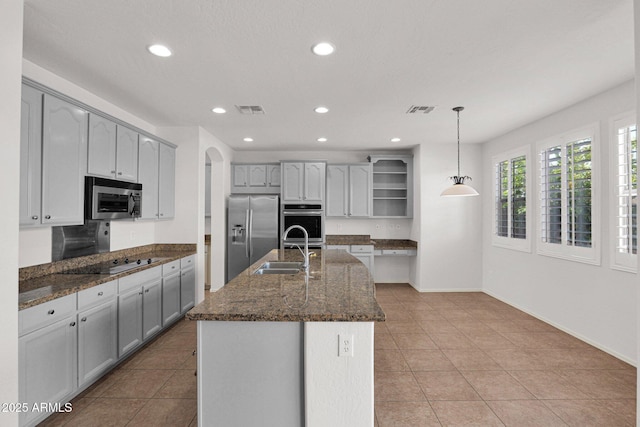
[441, 106, 479, 197]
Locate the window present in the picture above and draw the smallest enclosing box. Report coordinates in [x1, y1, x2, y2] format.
[611, 114, 637, 272]
[492, 148, 530, 251]
[537, 126, 599, 264]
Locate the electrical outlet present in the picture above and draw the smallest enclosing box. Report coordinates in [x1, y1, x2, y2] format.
[338, 334, 354, 357]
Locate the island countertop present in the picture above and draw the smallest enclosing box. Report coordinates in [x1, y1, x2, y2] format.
[187, 249, 385, 322]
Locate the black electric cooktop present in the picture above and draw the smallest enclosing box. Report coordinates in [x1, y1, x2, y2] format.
[60, 257, 169, 275]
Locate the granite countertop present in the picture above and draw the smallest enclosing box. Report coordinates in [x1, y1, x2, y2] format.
[187, 249, 385, 322]
[19, 244, 196, 310]
[325, 234, 417, 250]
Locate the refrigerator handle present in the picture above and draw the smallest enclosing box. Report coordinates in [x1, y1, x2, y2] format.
[245, 209, 250, 258]
[248, 209, 254, 259]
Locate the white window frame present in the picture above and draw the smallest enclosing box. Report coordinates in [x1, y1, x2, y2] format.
[536, 124, 600, 265]
[610, 112, 637, 273]
[492, 146, 531, 252]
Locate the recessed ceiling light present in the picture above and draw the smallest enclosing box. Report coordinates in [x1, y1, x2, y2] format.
[211, 107, 226, 114]
[147, 44, 172, 57]
[317, 137, 327, 142]
[243, 137, 254, 142]
[314, 106, 329, 114]
[391, 137, 401, 142]
[311, 42, 335, 56]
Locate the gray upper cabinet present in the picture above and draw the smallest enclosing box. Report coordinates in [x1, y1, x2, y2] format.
[19, 85, 43, 227]
[368, 154, 413, 218]
[231, 163, 281, 194]
[326, 163, 372, 217]
[41, 94, 88, 226]
[88, 115, 138, 182]
[281, 161, 325, 203]
[138, 137, 176, 220]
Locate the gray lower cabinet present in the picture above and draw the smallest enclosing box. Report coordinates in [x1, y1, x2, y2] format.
[162, 262, 181, 326]
[142, 279, 163, 339]
[77, 299, 118, 388]
[19, 294, 78, 427]
[180, 266, 196, 314]
[117, 287, 144, 357]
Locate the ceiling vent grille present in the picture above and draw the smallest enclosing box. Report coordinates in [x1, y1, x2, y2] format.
[236, 105, 265, 115]
[406, 105, 435, 114]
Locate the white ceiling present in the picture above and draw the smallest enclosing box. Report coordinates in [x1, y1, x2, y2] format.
[23, 0, 634, 151]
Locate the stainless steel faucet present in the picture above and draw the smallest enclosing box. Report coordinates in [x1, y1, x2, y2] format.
[282, 225, 309, 271]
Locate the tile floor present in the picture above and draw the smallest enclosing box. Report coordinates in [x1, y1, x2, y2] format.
[40, 283, 637, 426]
[374, 284, 637, 426]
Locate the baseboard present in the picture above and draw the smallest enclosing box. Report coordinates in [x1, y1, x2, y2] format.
[483, 289, 637, 367]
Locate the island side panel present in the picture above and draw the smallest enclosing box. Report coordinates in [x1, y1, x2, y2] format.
[197, 321, 304, 427]
[304, 321, 374, 427]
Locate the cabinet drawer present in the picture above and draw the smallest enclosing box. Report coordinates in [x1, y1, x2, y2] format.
[78, 280, 117, 310]
[180, 255, 196, 269]
[381, 249, 408, 256]
[326, 245, 349, 251]
[163, 260, 181, 276]
[350, 245, 373, 254]
[19, 293, 76, 336]
[118, 266, 161, 294]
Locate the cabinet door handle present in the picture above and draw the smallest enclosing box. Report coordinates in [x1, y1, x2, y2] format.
[98, 291, 104, 296]
[139, 291, 144, 295]
[44, 215, 51, 219]
[145, 289, 150, 293]
[31, 215, 38, 220]
[47, 309, 55, 315]
[70, 322, 76, 327]
[81, 317, 87, 322]
[111, 170, 116, 174]
[118, 172, 123, 175]
[160, 213, 164, 217]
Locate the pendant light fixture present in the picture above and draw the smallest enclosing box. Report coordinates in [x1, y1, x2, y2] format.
[440, 106, 479, 197]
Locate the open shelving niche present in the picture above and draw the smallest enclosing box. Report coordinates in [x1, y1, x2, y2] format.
[367, 155, 413, 218]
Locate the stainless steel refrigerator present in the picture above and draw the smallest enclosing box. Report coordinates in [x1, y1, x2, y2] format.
[227, 195, 279, 282]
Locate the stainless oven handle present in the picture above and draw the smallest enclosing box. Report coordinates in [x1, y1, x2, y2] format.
[282, 211, 324, 215]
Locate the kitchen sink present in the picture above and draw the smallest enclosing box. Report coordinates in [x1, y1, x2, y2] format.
[253, 261, 304, 275]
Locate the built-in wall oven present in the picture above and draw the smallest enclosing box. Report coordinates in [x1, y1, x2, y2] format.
[281, 204, 325, 247]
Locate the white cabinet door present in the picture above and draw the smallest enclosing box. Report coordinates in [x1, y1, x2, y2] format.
[249, 164, 267, 187]
[118, 287, 143, 357]
[143, 279, 163, 340]
[41, 94, 87, 226]
[304, 162, 325, 202]
[162, 272, 181, 326]
[116, 126, 139, 182]
[326, 165, 348, 217]
[282, 162, 304, 201]
[87, 114, 117, 179]
[20, 85, 43, 227]
[78, 299, 117, 388]
[180, 266, 196, 313]
[349, 164, 372, 217]
[232, 164, 249, 188]
[138, 136, 160, 219]
[267, 164, 281, 189]
[158, 143, 176, 219]
[19, 316, 77, 426]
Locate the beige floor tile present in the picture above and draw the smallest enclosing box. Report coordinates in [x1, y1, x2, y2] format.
[154, 369, 198, 399]
[464, 308, 505, 320]
[598, 399, 637, 426]
[429, 332, 477, 350]
[409, 310, 446, 321]
[64, 398, 147, 427]
[503, 332, 589, 349]
[430, 401, 504, 426]
[385, 320, 425, 335]
[402, 349, 456, 371]
[375, 349, 411, 372]
[127, 398, 197, 427]
[483, 348, 547, 370]
[487, 400, 566, 426]
[448, 320, 497, 335]
[393, 333, 439, 350]
[375, 401, 441, 426]
[100, 369, 174, 399]
[132, 347, 193, 370]
[463, 331, 517, 349]
[461, 370, 534, 400]
[414, 371, 481, 401]
[508, 370, 589, 399]
[375, 332, 399, 350]
[437, 309, 474, 321]
[558, 369, 637, 399]
[383, 307, 415, 321]
[544, 399, 631, 426]
[155, 331, 198, 349]
[416, 320, 459, 334]
[37, 397, 95, 426]
[441, 349, 502, 370]
[374, 371, 426, 402]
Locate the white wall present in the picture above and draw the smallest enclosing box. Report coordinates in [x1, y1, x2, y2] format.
[413, 142, 484, 292]
[1, 1, 23, 425]
[482, 80, 637, 364]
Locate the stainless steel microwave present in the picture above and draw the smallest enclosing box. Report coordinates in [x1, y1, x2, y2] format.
[85, 176, 142, 220]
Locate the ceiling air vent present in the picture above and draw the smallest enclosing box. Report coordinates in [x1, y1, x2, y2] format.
[236, 105, 265, 115]
[406, 105, 435, 114]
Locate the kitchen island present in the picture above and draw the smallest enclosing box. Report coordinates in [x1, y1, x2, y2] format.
[187, 248, 385, 427]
